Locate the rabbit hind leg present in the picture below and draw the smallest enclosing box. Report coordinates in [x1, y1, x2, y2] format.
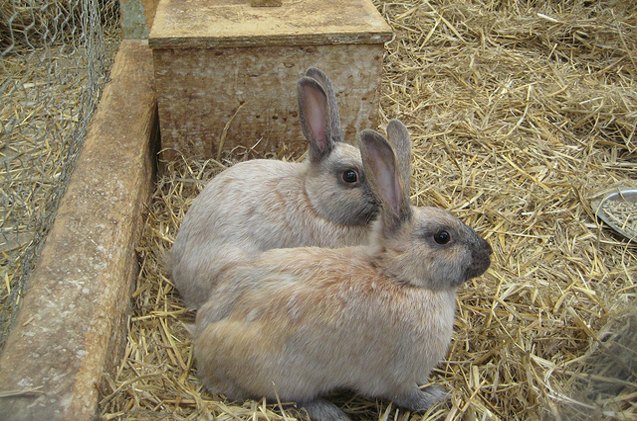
[299, 398, 350, 421]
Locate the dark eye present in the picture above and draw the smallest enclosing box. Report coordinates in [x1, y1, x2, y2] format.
[342, 169, 358, 183]
[434, 230, 450, 244]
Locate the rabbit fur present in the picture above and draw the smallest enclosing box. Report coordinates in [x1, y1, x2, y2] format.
[193, 119, 492, 420]
[170, 68, 378, 308]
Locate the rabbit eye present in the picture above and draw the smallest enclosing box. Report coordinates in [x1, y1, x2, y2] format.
[342, 169, 358, 183]
[434, 230, 451, 244]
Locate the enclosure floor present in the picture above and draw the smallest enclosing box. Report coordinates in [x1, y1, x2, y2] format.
[0, 40, 156, 420]
[100, 1, 636, 419]
[0, 37, 119, 347]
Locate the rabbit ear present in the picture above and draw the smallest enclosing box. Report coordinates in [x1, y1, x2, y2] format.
[298, 77, 334, 163]
[386, 119, 412, 195]
[305, 67, 344, 143]
[359, 129, 412, 233]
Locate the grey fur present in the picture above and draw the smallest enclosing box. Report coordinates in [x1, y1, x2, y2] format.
[305, 67, 344, 143]
[386, 119, 412, 192]
[193, 120, 492, 417]
[359, 128, 411, 234]
[171, 68, 378, 308]
[300, 399, 351, 421]
[298, 76, 334, 162]
[391, 384, 450, 412]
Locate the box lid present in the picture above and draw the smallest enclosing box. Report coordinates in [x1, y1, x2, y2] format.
[149, 0, 393, 49]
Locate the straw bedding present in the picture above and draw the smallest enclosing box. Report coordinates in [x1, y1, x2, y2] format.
[0, 0, 115, 49]
[99, 0, 636, 419]
[0, 42, 118, 345]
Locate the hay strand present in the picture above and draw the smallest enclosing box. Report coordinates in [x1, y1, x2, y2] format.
[100, 1, 636, 419]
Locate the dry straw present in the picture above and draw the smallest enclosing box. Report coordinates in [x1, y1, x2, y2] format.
[1, 50, 95, 342]
[0, 0, 103, 49]
[0, 35, 120, 346]
[99, 0, 636, 419]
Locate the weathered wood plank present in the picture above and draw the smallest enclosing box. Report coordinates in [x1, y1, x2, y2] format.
[149, 0, 392, 49]
[153, 44, 386, 161]
[0, 40, 157, 420]
[250, 0, 282, 7]
[150, 0, 391, 162]
[142, 0, 160, 31]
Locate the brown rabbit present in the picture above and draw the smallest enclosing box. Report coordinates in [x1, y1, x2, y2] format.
[194, 120, 492, 420]
[170, 68, 378, 308]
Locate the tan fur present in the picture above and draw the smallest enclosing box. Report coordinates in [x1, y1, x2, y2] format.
[195, 246, 457, 401]
[194, 120, 492, 419]
[171, 68, 378, 308]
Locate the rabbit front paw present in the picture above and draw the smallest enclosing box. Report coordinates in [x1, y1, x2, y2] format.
[392, 384, 449, 412]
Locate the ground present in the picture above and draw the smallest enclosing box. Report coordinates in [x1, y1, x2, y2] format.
[99, 1, 636, 420]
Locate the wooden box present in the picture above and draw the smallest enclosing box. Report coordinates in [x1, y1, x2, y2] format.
[149, 0, 392, 161]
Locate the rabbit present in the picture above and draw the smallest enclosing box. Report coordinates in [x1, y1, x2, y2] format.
[170, 67, 379, 308]
[193, 119, 492, 420]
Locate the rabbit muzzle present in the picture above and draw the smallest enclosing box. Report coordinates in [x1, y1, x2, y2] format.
[466, 237, 492, 280]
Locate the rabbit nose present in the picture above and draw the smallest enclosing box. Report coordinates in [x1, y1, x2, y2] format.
[482, 238, 493, 255]
[468, 240, 492, 279]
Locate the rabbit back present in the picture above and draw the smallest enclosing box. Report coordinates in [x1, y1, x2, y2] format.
[171, 68, 379, 309]
[193, 120, 491, 413]
[194, 246, 457, 401]
[171, 157, 371, 308]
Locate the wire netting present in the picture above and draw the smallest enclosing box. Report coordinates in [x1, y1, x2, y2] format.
[0, 0, 122, 350]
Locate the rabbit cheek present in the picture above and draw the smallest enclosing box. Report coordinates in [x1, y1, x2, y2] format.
[359, 184, 380, 222]
[417, 244, 473, 290]
[341, 185, 379, 226]
[305, 176, 372, 227]
[431, 259, 468, 289]
[389, 236, 469, 290]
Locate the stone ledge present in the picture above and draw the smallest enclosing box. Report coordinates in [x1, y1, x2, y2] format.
[0, 40, 157, 420]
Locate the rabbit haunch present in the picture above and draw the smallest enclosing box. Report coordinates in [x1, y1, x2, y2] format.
[194, 119, 492, 420]
[195, 246, 458, 398]
[170, 67, 378, 308]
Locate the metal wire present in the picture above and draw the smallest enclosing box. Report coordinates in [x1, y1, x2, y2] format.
[0, 0, 122, 349]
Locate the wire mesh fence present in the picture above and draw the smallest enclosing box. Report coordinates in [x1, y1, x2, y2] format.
[0, 0, 122, 349]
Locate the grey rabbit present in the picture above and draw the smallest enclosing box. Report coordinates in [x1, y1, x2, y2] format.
[194, 119, 492, 420]
[170, 68, 379, 308]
